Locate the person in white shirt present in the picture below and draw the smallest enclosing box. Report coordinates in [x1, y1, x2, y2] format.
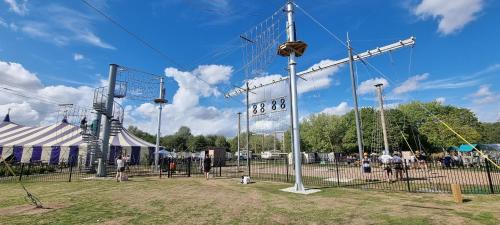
[116, 155, 124, 182]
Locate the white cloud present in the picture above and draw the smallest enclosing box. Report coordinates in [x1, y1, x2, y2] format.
[4, 0, 28, 15]
[73, 53, 84, 61]
[15, 4, 115, 49]
[0, 59, 94, 126]
[393, 73, 428, 94]
[320, 102, 351, 116]
[127, 64, 237, 136]
[0, 102, 39, 122]
[196, 64, 232, 85]
[0, 60, 42, 90]
[393, 70, 483, 95]
[471, 85, 497, 105]
[165, 65, 232, 110]
[435, 97, 446, 104]
[358, 77, 389, 95]
[298, 60, 341, 94]
[413, 0, 484, 35]
[0, 17, 7, 27]
[466, 85, 499, 122]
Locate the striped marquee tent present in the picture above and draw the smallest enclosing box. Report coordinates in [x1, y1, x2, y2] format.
[0, 113, 156, 166]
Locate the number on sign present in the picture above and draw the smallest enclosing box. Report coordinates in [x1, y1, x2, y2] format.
[271, 100, 277, 110]
[252, 104, 258, 114]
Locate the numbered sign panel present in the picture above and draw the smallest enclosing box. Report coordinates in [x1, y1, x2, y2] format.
[251, 97, 287, 116]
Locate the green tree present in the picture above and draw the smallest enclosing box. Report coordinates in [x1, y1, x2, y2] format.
[188, 135, 207, 152]
[215, 136, 230, 149]
[128, 126, 156, 144]
[479, 122, 500, 143]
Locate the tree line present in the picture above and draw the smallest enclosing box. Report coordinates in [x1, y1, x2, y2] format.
[129, 101, 500, 154]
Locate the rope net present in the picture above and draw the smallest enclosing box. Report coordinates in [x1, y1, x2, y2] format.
[241, 7, 285, 78]
[115, 66, 161, 102]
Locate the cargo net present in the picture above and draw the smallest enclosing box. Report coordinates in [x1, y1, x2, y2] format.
[240, 6, 285, 78]
[247, 78, 290, 153]
[115, 66, 161, 102]
[370, 107, 403, 156]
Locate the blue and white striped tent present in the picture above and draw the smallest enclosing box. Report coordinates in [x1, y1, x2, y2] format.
[0, 113, 155, 165]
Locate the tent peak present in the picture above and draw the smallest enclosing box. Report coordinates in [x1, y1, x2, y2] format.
[3, 110, 10, 122]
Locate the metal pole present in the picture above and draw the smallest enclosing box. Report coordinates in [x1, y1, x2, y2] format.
[347, 34, 365, 164]
[286, 1, 305, 192]
[375, 83, 390, 155]
[237, 112, 241, 171]
[246, 81, 251, 177]
[97, 63, 118, 177]
[155, 77, 165, 171]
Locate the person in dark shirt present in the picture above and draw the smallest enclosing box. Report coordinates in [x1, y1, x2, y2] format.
[362, 152, 371, 181]
[80, 117, 87, 134]
[204, 153, 212, 180]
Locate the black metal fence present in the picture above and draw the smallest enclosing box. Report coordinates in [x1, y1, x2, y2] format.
[216, 155, 500, 194]
[2, 155, 498, 195]
[0, 157, 201, 183]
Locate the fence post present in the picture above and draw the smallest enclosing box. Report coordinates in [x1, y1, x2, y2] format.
[159, 158, 162, 179]
[19, 163, 24, 181]
[404, 160, 411, 192]
[485, 160, 494, 194]
[69, 163, 73, 182]
[27, 163, 31, 178]
[286, 156, 289, 183]
[335, 157, 340, 186]
[188, 158, 191, 177]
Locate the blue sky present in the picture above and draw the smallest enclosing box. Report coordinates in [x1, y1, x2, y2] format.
[0, 0, 499, 136]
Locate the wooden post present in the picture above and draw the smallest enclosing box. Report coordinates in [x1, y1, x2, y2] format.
[451, 184, 463, 203]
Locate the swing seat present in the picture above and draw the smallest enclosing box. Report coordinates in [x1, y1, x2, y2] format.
[277, 41, 308, 57]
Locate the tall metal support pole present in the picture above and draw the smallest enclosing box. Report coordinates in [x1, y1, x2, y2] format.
[347, 35, 365, 164]
[97, 63, 118, 177]
[237, 112, 241, 171]
[375, 84, 390, 155]
[286, 1, 305, 192]
[245, 81, 251, 177]
[154, 77, 165, 170]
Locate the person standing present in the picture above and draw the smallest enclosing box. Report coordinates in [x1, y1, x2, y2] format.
[362, 152, 372, 181]
[116, 155, 125, 182]
[204, 153, 212, 180]
[393, 152, 403, 181]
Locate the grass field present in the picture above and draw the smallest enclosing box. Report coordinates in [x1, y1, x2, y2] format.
[0, 177, 499, 225]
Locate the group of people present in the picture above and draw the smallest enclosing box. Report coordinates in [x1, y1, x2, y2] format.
[361, 152, 405, 182]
